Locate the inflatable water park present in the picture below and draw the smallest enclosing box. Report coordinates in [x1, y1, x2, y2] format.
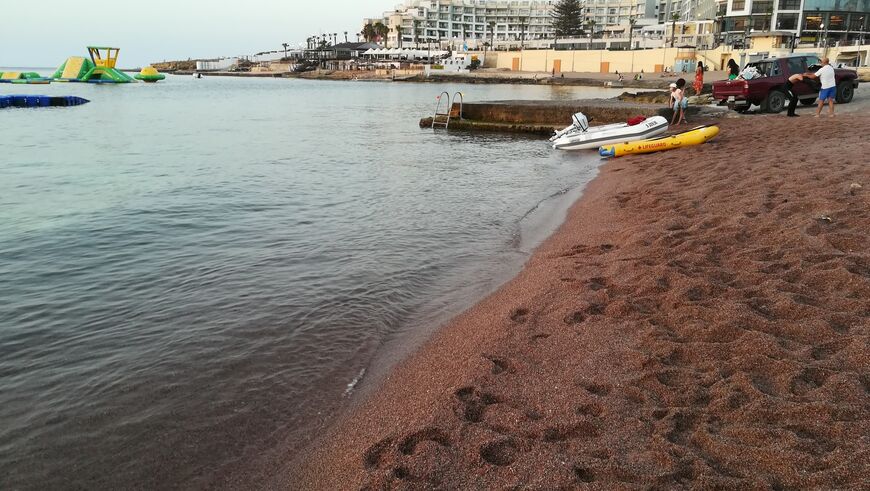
[1, 46, 165, 109]
[0, 46, 165, 85]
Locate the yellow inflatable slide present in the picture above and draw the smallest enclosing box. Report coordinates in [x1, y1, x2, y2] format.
[599, 125, 720, 157]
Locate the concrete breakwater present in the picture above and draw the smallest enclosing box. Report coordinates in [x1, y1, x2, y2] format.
[419, 99, 708, 134]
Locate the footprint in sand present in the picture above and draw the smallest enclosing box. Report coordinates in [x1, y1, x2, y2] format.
[509, 307, 529, 323]
[397, 427, 452, 455]
[543, 421, 600, 442]
[482, 354, 516, 375]
[454, 386, 502, 423]
[479, 438, 518, 466]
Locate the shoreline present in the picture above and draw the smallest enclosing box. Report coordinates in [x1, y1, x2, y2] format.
[169, 69, 705, 90]
[282, 113, 869, 489]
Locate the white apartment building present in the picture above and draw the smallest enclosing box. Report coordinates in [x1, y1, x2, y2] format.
[375, 0, 557, 48]
[656, 0, 722, 24]
[369, 0, 662, 49]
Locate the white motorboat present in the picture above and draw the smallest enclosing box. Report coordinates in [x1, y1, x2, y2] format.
[551, 112, 669, 151]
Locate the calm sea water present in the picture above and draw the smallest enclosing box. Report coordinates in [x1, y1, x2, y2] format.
[0, 73, 625, 488]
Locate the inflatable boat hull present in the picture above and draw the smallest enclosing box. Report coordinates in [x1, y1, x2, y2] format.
[552, 116, 670, 151]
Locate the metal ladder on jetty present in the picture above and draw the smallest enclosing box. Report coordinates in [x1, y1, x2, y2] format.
[432, 91, 463, 129]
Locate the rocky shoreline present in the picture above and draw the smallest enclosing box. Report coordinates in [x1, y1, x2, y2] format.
[166, 67, 709, 91]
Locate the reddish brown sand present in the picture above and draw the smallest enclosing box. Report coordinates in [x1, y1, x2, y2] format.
[284, 114, 870, 489]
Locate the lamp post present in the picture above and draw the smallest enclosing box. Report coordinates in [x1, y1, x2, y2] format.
[816, 24, 825, 48]
[821, 23, 829, 56]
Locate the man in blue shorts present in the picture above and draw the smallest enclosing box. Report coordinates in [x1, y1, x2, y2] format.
[802, 57, 836, 117]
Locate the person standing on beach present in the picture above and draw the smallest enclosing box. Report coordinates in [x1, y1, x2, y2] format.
[693, 62, 704, 95]
[727, 59, 740, 80]
[801, 57, 837, 117]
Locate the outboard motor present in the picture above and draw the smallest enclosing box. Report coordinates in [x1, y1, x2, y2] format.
[550, 112, 592, 141]
[571, 112, 589, 132]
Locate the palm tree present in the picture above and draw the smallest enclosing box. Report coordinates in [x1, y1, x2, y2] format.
[282, 42, 289, 58]
[488, 21, 496, 50]
[519, 17, 527, 49]
[627, 17, 637, 50]
[671, 12, 680, 47]
[414, 19, 421, 48]
[374, 22, 389, 45]
[395, 25, 404, 49]
[344, 31, 348, 43]
[586, 19, 596, 50]
[362, 24, 376, 43]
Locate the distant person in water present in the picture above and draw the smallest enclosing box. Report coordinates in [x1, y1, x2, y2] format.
[727, 59, 740, 80]
[671, 78, 688, 125]
[801, 57, 837, 117]
[693, 61, 704, 95]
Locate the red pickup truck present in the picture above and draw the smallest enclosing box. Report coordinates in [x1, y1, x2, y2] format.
[712, 54, 859, 113]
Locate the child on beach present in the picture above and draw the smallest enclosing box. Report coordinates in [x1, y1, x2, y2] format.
[671, 78, 688, 125]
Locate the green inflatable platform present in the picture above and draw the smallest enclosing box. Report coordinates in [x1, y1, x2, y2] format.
[51, 47, 135, 83]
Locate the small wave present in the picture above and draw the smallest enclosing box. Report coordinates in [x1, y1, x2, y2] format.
[344, 368, 367, 396]
[517, 186, 571, 223]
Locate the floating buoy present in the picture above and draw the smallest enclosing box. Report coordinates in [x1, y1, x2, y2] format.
[134, 66, 166, 83]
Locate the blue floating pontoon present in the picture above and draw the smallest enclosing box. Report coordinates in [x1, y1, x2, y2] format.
[0, 95, 90, 108]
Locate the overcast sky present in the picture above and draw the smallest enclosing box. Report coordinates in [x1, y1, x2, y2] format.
[1, 0, 391, 68]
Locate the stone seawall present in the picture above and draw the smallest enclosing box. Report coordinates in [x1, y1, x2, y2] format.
[419, 99, 711, 133]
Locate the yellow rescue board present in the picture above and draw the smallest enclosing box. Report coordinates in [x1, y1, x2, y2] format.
[599, 125, 720, 157]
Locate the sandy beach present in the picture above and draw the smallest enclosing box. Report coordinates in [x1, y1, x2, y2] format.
[285, 113, 869, 489]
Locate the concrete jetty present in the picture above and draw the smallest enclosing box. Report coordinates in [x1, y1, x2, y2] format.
[419, 99, 707, 134]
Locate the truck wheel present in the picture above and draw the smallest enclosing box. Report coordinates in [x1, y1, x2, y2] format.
[761, 90, 786, 113]
[835, 82, 854, 103]
[800, 98, 816, 106]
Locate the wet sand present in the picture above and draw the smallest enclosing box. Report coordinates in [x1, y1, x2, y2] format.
[285, 114, 869, 489]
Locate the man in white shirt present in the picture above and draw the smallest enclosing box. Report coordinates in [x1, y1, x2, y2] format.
[803, 57, 837, 117]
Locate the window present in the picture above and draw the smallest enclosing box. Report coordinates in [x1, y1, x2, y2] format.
[786, 57, 803, 75]
[752, 15, 769, 29]
[749, 61, 778, 77]
[778, 0, 800, 9]
[803, 14, 822, 30]
[849, 14, 866, 31]
[732, 0, 745, 9]
[751, 1, 773, 13]
[777, 12, 799, 29]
